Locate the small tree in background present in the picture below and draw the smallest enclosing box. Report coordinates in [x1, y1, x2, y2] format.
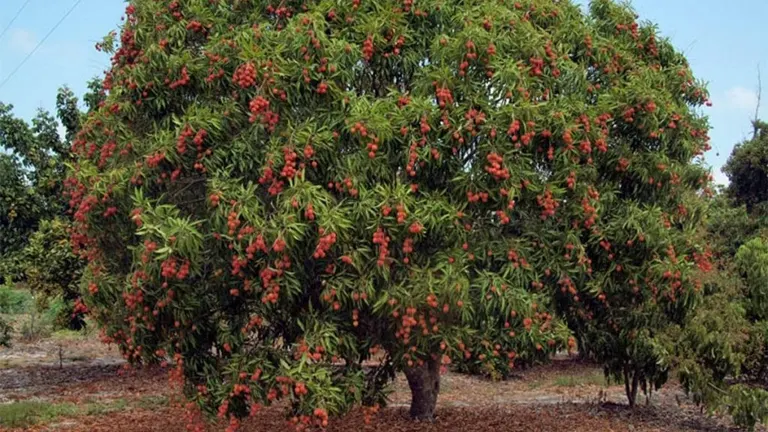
[0, 103, 67, 281]
[23, 218, 86, 330]
[70, 0, 712, 426]
[0, 86, 91, 329]
[724, 120, 768, 213]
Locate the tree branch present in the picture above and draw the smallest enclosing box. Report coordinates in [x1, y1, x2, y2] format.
[754, 64, 762, 139]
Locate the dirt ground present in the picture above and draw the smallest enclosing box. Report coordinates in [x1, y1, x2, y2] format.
[0, 333, 764, 432]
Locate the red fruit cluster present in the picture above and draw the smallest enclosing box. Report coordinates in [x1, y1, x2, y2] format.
[280, 147, 299, 179]
[146, 151, 166, 168]
[72, 298, 89, 317]
[272, 238, 286, 252]
[313, 408, 329, 428]
[582, 197, 597, 229]
[496, 210, 510, 225]
[161, 257, 179, 278]
[225, 209, 241, 235]
[402, 237, 414, 255]
[366, 136, 380, 158]
[186, 20, 204, 32]
[329, 177, 359, 197]
[169, 66, 190, 89]
[467, 190, 489, 203]
[233, 62, 257, 88]
[566, 171, 576, 189]
[408, 222, 423, 234]
[304, 202, 315, 220]
[536, 189, 559, 220]
[484, 152, 510, 180]
[372, 227, 390, 267]
[245, 235, 268, 259]
[98, 140, 117, 168]
[248, 96, 280, 132]
[209, 193, 220, 207]
[529, 56, 544, 76]
[177, 125, 194, 154]
[435, 85, 454, 108]
[362, 36, 375, 61]
[313, 231, 337, 259]
[350, 121, 368, 136]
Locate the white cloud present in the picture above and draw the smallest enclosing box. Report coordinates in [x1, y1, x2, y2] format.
[8, 28, 38, 54]
[723, 86, 759, 112]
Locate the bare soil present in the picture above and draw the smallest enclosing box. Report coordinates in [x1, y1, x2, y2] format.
[0, 334, 763, 432]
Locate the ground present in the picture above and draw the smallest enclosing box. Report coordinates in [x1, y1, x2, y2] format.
[1, 328, 764, 432]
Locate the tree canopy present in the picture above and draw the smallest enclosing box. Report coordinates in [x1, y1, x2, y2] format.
[724, 120, 768, 212]
[69, 0, 714, 428]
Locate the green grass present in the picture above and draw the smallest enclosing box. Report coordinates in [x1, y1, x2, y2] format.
[552, 371, 607, 388]
[0, 395, 170, 428]
[50, 329, 87, 340]
[0, 400, 79, 428]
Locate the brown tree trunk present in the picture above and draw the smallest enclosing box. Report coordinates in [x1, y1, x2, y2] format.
[624, 368, 639, 408]
[404, 357, 441, 421]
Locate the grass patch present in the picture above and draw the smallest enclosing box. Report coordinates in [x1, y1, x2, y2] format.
[135, 395, 169, 410]
[552, 371, 607, 388]
[50, 329, 87, 341]
[527, 380, 543, 389]
[82, 399, 129, 416]
[0, 400, 79, 428]
[0, 395, 170, 428]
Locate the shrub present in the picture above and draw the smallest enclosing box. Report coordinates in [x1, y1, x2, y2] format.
[0, 317, 11, 347]
[727, 385, 768, 432]
[735, 238, 768, 321]
[0, 283, 33, 314]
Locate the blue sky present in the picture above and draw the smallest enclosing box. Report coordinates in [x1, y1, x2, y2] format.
[1, 0, 767, 184]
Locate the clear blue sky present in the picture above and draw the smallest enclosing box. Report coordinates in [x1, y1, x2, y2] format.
[1, 0, 767, 184]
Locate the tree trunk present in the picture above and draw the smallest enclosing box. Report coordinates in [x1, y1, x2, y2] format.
[624, 368, 639, 408]
[404, 357, 441, 421]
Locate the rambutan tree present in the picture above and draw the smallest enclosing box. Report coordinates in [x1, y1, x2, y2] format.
[69, 0, 712, 427]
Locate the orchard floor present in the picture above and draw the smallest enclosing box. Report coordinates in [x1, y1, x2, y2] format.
[0, 331, 764, 432]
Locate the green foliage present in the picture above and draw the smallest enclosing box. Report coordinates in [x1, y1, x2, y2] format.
[1, 85, 92, 327]
[0, 153, 46, 264]
[673, 251, 767, 430]
[42, 295, 80, 331]
[727, 385, 768, 432]
[72, 0, 712, 424]
[0, 94, 75, 283]
[706, 194, 760, 258]
[676, 283, 749, 408]
[743, 320, 768, 382]
[23, 218, 85, 329]
[735, 238, 768, 321]
[724, 121, 768, 211]
[0, 317, 11, 347]
[0, 283, 33, 314]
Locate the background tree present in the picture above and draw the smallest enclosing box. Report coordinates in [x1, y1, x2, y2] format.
[0, 104, 59, 280]
[70, 0, 711, 427]
[0, 86, 90, 328]
[724, 120, 768, 212]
